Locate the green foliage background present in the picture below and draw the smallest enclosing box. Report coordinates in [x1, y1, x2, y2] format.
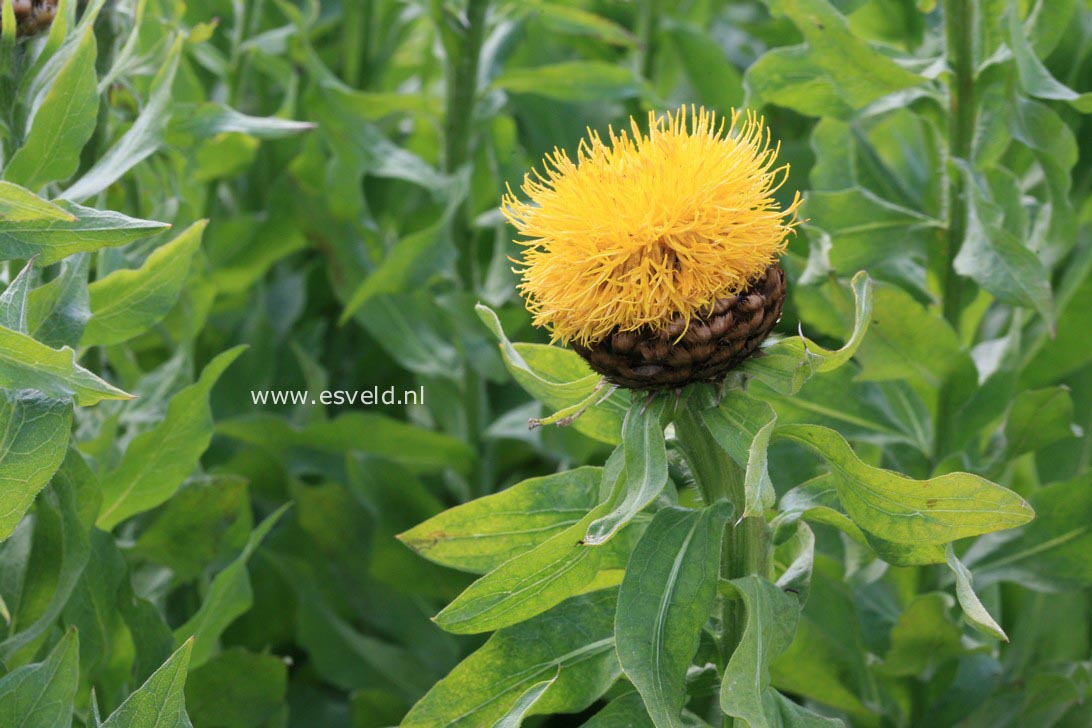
[0, 0, 1089, 726]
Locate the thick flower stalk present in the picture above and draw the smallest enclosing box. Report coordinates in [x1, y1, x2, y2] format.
[502, 106, 800, 389]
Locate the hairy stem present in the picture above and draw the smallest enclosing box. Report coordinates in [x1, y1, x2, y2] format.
[935, 0, 976, 462]
[674, 404, 769, 714]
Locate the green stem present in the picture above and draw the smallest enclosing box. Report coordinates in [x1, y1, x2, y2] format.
[674, 407, 769, 684]
[941, 0, 974, 330]
[635, 0, 660, 81]
[342, 0, 372, 87]
[935, 0, 976, 462]
[440, 0, 488, 289]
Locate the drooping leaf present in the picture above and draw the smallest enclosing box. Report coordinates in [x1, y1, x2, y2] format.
[774, 424, 1034, 544]
[945, 545, 1007, 641]
[585, 397, 670, 545]
[476, 304, 627, 444]
[97, 346, 245, 530]
[616, 503, 731, 727]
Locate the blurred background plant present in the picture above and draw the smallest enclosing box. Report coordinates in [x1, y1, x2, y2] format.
[0, 0, 1089, 726]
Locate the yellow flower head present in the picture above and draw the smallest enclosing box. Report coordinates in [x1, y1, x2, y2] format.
[502, 106, 801, 347]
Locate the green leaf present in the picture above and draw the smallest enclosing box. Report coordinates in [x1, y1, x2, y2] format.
[82, 220, 205, 347]
[0, 628, 79, 728]
[0, 182, 74, 222]
[492, 61, 642, 102]
[0, 326, 131, 405]
[666, 23, 743, 108]
[173, 505, 288, 668]
[399, 467, 601, 574]
[404, 589, 620, 727]
[805, 189, 938, 274]
[431, 503, 610, 635]
[491, 674, 557, 728]
[3, 27, 98, 190]
[774, 424, 1034, 544]
[778, 474, 869, 547]
[720, 576, 800, 728]
[0, 448, 98, 664]
[745, 46, 854, 119]
[967, 474, 1092, 591]
[0, 261, 33, 332]
[63, 36, 183, 202]
[616, 503, 731, 728]
[26, 254, 89, 349]
[703, 392, 778, 516]
[0, 200, 170, 266]
[753, 0, 922, 111]
[183, 648, 287, 728]
[740, 271, 872, 394]
[1007, 1, 1092, 110]
[476, 304, 627, 444]
[585, 397, 670, 545]
[100, 640, 193, 728]
[945, 545, 1007, 641]
[953, 163, 1054, 325]
[96, 346, 245, 530]
[0, 391, 71, 542]
[170, 103, 316, 139]
[1002, 386, 1077, 458]
[522, 3, 636, 47]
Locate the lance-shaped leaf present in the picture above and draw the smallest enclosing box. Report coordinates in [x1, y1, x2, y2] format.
[173, 505, 288, 668]
[775, 424, 1034, 545]
[0, 326, 131, 405]
[0, 392, 71, 542]
[63, 36, 183, 202]
[0, 627, 79, 728]
[616, 503, 731, 727]
[0, 182, 73, 222]
[0, 201, 169, 266]
[3, 26, 98, 191]
[27, 254, 90, 349]
[82, 220, 205, 347]
[953, 162, 1054, 326]
[0, 449, 98, 663]
[0, 260, 34, 332]
[97, 346, 245, 530]
[100, 640, 193, 728]
[585, 397, 670, 544]
[476, 304, 627, 444]
[491, 673, 558, 728]
[432, 504, 610, 635]
[720, 576, 801, 728]
[399, 467, 601, 574]
[405, 590, 620, 727]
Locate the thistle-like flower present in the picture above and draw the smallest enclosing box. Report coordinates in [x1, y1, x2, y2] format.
[502, 106, 801, 390]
